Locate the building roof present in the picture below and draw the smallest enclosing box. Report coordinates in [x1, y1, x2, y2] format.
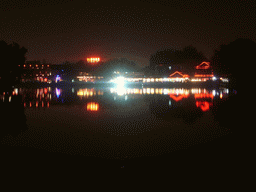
[169, 71, 186, 78]
[195, 62, 211, 70]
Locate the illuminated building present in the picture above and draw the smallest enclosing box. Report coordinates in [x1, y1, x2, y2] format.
[191, 62, 214, 82]
[87, 57, 100, 63]
[77, 72, 103, 82]
[168, 71, 189, 82]
[21, 61, 52, 82]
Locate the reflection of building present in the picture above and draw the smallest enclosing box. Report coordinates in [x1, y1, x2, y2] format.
[191, 62, 214, 82]
[77, 88, 104, 97]
[87, 102, 99, 111]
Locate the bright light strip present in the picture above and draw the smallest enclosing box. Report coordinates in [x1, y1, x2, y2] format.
[87, 57, 100, 63]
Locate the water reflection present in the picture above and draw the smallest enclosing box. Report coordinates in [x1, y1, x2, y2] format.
[87, 102, 99, 111]
[0, 86, 238, 161]
[1, 87, 231, 113]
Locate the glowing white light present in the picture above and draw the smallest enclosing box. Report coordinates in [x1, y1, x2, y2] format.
[116, 76, 125, 87]
[212, 76, 217, 81]
[14, 88, 18, 95]
[212, 90, 216, 96]
[116, 87, 126, 95]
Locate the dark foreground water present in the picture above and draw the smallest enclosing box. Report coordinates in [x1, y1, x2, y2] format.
[1, 85, 253, 174]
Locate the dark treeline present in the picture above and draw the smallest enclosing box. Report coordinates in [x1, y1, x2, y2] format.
[54, 57, 142, 81]
[1, 38, 255, 92]
[0, 40, 28, 138]
[148, 45, 208, 76]
[147, 38, 256, 92]
[0, 40, 27, 91]
[211, 38, 256, 92]
[92, 57, 141, 77]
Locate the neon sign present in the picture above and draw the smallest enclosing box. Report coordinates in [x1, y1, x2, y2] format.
[195, 62, 211, 69]
[169, 71, 185, 78]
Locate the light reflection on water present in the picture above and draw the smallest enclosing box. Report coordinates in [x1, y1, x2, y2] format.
[0, 86, 235, 160]
[1, 87, 230, 112]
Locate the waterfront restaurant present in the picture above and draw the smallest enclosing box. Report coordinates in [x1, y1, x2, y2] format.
[168, 71, 189, 82]
[191, 62, 214, 82]
[20, 61, 52, 83]
[76, 72, 104, 82]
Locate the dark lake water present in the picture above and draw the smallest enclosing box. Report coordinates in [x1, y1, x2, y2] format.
[1, 85, 242, 170]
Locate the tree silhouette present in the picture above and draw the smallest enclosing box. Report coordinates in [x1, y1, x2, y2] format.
[211, 38, 256, 91]
[0, 41, 27, 89]
[92, 57, 141, 77]
[149, 45, 207, 75]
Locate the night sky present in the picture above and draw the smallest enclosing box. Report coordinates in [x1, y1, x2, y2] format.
[1, 0, 255, 67]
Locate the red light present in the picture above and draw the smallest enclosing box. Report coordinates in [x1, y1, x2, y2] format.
[169, 71, 185, 78]
[196, 62, 210, 69]
[194, 74, 214, 77]
[169, 94, 189, 102]
[194, 93, 214, 99]
[87, 102, 99, 111]
[196, 101, 211, 111]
